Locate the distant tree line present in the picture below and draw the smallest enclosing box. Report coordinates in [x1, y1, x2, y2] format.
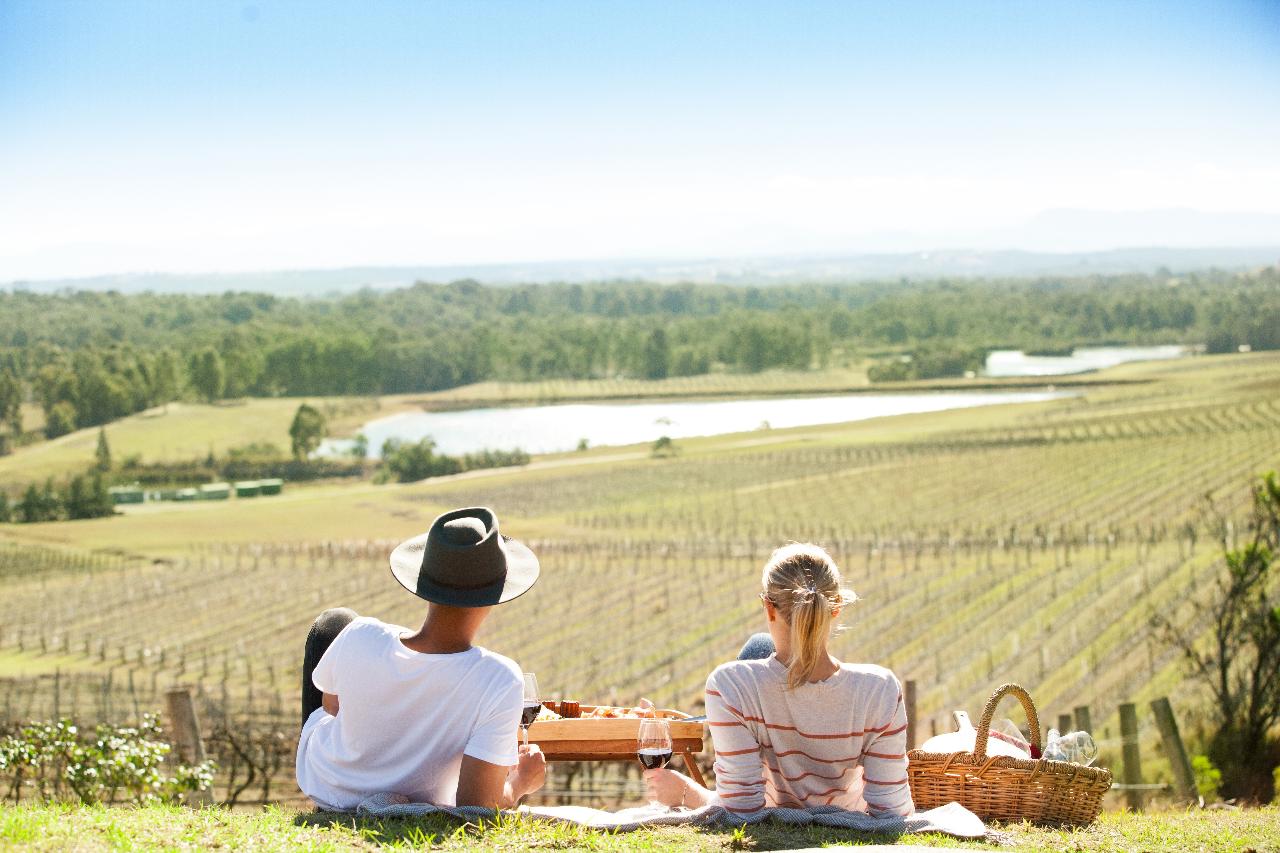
[0, 473, 114, 523]
[0, 267, 1277, 444]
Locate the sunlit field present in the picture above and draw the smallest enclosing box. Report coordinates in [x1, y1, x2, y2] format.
[1, 352, 1276, 807]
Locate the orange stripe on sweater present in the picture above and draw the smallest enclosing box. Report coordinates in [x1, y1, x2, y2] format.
[716, 778, 765, 787]
[712, 695, 871, 739]
[771, 748, 863, 763]
[723, 803, 764, 814]
[800, 785, 849, 799]
[764, 761, 854, 783]
[722, 715, 871, 739]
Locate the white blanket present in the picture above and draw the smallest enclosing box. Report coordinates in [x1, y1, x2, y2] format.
[357, 792, 989, 839]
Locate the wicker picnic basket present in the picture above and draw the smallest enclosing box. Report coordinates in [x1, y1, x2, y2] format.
[907, 683, 1113, 826]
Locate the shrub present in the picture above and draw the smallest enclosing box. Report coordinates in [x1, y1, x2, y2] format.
[377, 439, 527, 484]
[651, 436, 678, 458]
[379, 437, 462, 483]
[0, 715, 215, 805]
[1192, 754, 1222, 801]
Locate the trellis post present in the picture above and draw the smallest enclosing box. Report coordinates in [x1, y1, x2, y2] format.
[165, 687, 213, 806]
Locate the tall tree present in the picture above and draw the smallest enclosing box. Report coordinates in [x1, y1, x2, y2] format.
[44, 401, 77, 439]
[1156, 472, 1280, 803]
[288, 403, 327, 460]
[88, 473, 114, 518]
[16, 484, 43, 523]
[95, 427, 112, 471]
[0, 369, 21, 440]
[149, 348, 182, 409]
[64, 475, 88, 520]
[189, 348, 226, 403]
[642, 327, 670, 380]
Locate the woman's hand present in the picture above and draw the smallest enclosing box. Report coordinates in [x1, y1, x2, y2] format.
[643, 767, 710, 808]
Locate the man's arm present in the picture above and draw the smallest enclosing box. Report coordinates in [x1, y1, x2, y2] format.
[322, 692, 339, 715]
[456, 746, 545, 809]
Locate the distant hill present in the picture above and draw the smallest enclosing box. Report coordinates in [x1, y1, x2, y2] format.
[4, 246, 1278, 295]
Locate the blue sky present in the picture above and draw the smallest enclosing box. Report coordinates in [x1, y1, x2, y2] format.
[2, 0, 1278, 279]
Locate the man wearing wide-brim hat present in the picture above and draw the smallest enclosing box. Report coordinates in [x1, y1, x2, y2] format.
[295, 507, 546, 811]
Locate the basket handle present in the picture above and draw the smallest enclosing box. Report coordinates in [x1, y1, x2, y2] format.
[972, 683, 1041, 760]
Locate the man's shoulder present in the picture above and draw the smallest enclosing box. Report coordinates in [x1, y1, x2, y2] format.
[330, 616, 405, 657]
[470, 646, 523, 684]
[345, 616, 404, 641]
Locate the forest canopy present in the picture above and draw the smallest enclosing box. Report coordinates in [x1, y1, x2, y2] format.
[0, 267, 1277, 436]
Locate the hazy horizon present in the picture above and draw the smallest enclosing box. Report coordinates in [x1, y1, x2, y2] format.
[3, 0, 1278, 281]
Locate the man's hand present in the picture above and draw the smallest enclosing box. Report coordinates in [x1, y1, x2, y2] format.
[458, 745, 546, 809]
[508, 744, 546, 800]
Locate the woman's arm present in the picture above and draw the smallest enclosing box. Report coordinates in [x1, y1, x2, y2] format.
[704, 671, 767, 813]
[860, 680, 913, 816]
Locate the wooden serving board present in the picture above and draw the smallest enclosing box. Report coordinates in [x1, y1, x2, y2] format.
[525, 706, 707, 784]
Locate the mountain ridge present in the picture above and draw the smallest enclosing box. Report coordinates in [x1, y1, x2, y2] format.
[4, 245, 1278, 296]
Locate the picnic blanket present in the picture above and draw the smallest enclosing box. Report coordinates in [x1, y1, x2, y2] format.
[357, 792, 990, 839]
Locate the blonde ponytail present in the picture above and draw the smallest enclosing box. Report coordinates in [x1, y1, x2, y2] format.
[761, 543, 856, 690]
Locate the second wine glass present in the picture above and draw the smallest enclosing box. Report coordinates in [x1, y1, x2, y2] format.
[520, 672, 540, 749]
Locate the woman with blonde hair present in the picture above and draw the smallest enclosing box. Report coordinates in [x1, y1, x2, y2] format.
[644, 543, 913, 816]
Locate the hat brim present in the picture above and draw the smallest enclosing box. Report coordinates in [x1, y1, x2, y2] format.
[390, 532, 539, 607]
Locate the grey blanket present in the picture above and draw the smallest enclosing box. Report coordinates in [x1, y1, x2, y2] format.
[357, 792, 988, 839]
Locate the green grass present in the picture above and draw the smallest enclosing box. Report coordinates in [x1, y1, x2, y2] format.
[0, 803, 1276, 852]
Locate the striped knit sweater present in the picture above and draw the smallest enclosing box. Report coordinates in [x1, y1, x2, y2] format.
[704, 655, 913, 816]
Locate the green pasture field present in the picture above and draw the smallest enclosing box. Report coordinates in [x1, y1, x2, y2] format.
[1, 351, 1278, 809]
[0, 802, 1276, 852]
[0, 397, 374, 485]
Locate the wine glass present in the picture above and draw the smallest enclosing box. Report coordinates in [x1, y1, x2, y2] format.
[637, 715, 673, 773]
[520, 672, 540, 748]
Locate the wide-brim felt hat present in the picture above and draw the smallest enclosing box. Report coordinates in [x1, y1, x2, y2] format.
[390, 506, 539, 607]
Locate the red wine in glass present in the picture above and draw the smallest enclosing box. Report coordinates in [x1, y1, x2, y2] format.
[520, 703, 541, 728]
[637, 747, 672, 769]
[637, 715, 672, 782]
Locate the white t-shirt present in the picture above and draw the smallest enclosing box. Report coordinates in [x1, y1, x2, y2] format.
[295, 616, 523, 811]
